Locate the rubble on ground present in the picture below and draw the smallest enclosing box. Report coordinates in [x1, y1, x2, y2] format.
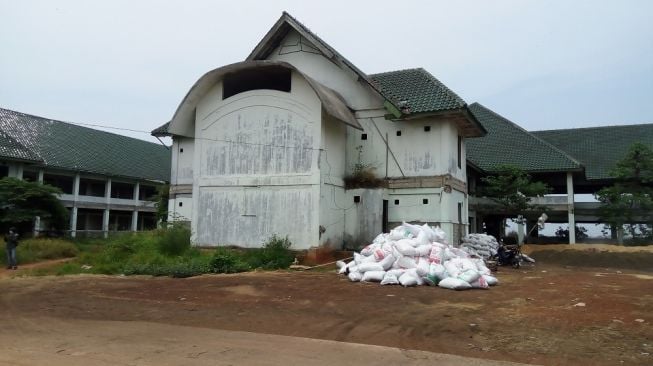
[336, 223, 498, 290]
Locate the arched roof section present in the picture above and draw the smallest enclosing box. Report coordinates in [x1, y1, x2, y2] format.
[165, 60, 361, 137]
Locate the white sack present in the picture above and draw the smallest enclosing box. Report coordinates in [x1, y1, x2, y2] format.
[348, 271, 362, 282]
[399, 272, 418, 287]
[438, 277, 472, 290]
[380, 273, 399, 285]
[397, 256, 417, 269]
[358, 262, 384, 273]
[458, 269, 481, 284]
[482, 274, 499, 286]
[362, 270, 386, 282]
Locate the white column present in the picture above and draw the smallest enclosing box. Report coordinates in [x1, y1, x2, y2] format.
[566, 172, 576, 244]
[16, 163, 24, 180]
[132, 182, 140, 231]
[37, 169, 44, 183]
[103, 178, 111, 238]
[33, 216, 40, 237]
[70, 173, 81, 238]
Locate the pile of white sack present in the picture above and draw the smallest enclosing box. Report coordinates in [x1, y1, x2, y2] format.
[460, 233, 499, 260]
[336, 223, 498, 290]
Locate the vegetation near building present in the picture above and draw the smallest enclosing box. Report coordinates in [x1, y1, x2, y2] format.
[595, 142, 653, 243]
[0, 177, 68, 233]
[480, 165, 550, 214]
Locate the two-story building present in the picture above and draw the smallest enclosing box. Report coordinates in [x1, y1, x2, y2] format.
[0, 108, 170, 237]
[152, 12, 486, 249]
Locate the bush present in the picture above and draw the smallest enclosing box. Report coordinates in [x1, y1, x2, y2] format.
[244, 235, 295, 269]
[156, 225, 191, 256]
[209, 248, 250, 273]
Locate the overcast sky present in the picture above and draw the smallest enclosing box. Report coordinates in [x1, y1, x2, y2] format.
[1, 0, 652, 144]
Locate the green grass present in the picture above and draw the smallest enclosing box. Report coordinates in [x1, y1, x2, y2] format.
[0, 238, 78, 265]
[7, 229, 296, 278]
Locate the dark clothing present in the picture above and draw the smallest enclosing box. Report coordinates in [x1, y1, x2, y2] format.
[4, 232, 18, 268]
[4, 232, 19, 250]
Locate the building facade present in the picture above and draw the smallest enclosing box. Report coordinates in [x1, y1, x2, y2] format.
[0, 108, 170, 237]
[154, 12, 485, 249]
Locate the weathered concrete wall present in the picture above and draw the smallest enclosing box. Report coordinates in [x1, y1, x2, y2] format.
[267, 30, 384, 110]
[195, 185, 318, 248]
[318, 112, 347, 248]
[170, 137, 194, 186]
[168, 194, 192, 222]
[344, 188, 385, 248]
[349, 113, 466, 180]
[191, 72, 323, 249]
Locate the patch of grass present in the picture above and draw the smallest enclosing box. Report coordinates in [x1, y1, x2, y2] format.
[243, 234, 295, 270]
[209, 248, 250, 273]
[0, 238, 78, 265]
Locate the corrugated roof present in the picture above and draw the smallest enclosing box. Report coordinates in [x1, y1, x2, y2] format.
[533, 124, 653, 180]
[370, 68, 467, 114]
[467, 103, 581, 173]
[0, 108, 171, 182]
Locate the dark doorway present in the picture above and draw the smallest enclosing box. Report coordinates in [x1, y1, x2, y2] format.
[382, 199, 389, 233]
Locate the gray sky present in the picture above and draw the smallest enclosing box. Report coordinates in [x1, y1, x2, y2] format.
[1, 0, 652, 144]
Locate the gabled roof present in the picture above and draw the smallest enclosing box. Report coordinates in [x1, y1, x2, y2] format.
[466, 103, 582, 174]
[370, 68, 466, 114]
[0, 108, 171, 182]
[247, 12, 485, 136]
[533, 124, 653, 181]
[247, 11, 396, 111]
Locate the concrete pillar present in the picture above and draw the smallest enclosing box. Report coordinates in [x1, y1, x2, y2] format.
[103, 178, 111, 238]
[16, 164, 23, 180]
[70, 173, 80, 238]
[131, 211, 139, 232]
[70, 207, 78, 238]
[517, 216, 525, 245]
[132, 182, 140, 231]
[37, 169, 44, 184]
[566, 172, 576, 244]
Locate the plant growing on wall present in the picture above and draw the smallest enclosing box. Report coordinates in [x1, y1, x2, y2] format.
[595, 142, 653, 243]
[0, 177, 68, 234]
[154, 184, 170, 223]
[343, 145, 384, 189]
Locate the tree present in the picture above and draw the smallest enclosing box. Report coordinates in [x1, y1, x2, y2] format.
[481, 165, 551, 214]
[555, 225, 589, 241]
[154, 184, 170, 224]
[0, 177, 68, 234]
[595, 142, 653, 243]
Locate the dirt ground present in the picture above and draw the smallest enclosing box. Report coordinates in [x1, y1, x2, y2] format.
[0, 261, 651, 365]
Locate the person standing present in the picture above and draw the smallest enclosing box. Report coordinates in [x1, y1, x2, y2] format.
[4, 227, 19, 270]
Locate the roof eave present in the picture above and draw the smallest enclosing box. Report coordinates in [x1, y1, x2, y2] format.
[389, 107, 487, 137]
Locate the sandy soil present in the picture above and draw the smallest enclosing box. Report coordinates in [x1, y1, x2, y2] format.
[0, 263, 651, 365]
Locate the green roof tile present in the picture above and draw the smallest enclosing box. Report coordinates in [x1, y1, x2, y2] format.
[467, 103, 581, 173]
[0, 108, 171, 182]
[533, 124, 653, 181]
[370, 68, 467, 114]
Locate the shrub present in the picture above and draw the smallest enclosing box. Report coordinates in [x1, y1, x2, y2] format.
[156, 225, 191, 256]
[209, 248, 250, 273]
[244, 234, 295, 269]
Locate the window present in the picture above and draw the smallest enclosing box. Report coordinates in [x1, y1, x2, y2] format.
[361, 133, 367, 140]
[396, 131, 402, 137]
[179, 202, 183, 207]
[394, 199, 400, 205]
[423, 198, 429, 204]
[424, 126, 431, 132]
[353, 196, 361, 203]
[223, 66, 291, 99]
[457, 136, 463, 169]
[179, 148, 184, 153]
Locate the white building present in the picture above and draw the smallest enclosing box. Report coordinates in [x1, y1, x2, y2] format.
[0, 108, 170, 237]
[153, 12, 486, 249]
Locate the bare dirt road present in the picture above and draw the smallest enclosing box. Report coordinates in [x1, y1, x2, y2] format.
[0, 263, 651, 365]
